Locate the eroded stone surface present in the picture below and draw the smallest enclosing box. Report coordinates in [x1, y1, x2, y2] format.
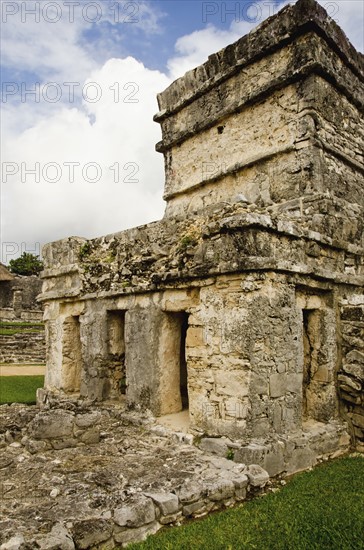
[0, 402, 351, 549]
[0, 402, 272, 549]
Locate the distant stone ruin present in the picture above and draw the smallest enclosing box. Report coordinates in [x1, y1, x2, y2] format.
[39, 0, 364, 471]
[0, 264, 45, 364]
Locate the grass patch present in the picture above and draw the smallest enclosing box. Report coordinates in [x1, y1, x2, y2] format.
[0, 321, 44, 336]
[0, 376, 44, 405]
[129, 455, 364, 550]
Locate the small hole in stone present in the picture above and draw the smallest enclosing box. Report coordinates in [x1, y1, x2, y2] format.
[217, 126, 224, 134]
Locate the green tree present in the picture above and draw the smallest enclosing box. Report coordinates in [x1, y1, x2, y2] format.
[9, 252, 44, 276]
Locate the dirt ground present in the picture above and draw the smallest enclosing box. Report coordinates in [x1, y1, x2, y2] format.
[0, 364, 46, 376]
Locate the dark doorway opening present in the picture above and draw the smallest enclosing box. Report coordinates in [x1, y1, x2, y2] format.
[107, 310, 126, 396]
[179, 312, 189, 410]
[302, 309, 313, 418]
[62, 315, 82, 393]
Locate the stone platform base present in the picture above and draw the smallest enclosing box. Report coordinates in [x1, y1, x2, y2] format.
[0, 399, 351, 549]
[198, 419, 350, 477]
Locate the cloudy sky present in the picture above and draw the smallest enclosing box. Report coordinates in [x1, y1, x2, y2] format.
[1, 0, 363, 264]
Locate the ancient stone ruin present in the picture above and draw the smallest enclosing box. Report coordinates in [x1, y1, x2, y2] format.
[2, 1, 362, 547]
[0, 264, 45, 364]
[40, 0, 363, 455]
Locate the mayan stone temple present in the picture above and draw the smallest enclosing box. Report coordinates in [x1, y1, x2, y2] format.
[39, 0, 363, 471]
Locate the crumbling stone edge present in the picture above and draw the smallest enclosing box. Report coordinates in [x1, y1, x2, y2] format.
[0, 448, 271, 550]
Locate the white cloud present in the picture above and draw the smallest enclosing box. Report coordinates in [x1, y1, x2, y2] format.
[0, 0, 165, 83]
[1, 1, 96, 84]
[1, 57, 171, 259]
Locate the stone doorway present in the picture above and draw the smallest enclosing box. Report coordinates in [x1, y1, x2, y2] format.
[299, 301, 337, 424]
[61, 316, 82, 393]
[159, 311, 190, 415]
[179, 312, 189, 410]
[107, 311, 126, 397]
[302, 308, 320, 420]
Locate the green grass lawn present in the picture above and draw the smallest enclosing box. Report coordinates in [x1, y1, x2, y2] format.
[129, 455, 364, 550]
[0, 321, 44, 336]
[0, 376, 44, 404]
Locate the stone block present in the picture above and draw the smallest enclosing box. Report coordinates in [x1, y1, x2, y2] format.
[214, 371, 249, 397]
[250, 373, 268, 395]
[186, 327, 204, 347]
[251, 418, 270, 437]
[338, 375, 361, 392]
[269, 374, 287, 397]
[79, 428, 100, 445]
[286, 374, 302, 393]
[232, 474, 249, 490]
[234, 443, 267, 465]
[310, 434, 338, 455]
[351, 413, 364, 429]
[29, 410, 74, 440]
[182, 500, 214, 517]
[25, 439, 49, 454]
[114, 496, 155, 528]
[354, 426, 364, 438]
[199, 437, 230, 456]
[34, 523, 75, 550]
[143, 492, 179, 515]
[74, 411, 102, 428]
[159, 511, 183, 525]
[263, 443, 285, 477]
[314, 365, 330, 383]
[345, 350, 364, 364]
[113, 522, 160, 545]
[208, 456, 236, 470]
[52, 438, 79, 450]
[343, 363, 364, 381]
[0, 535, 25, 550]
[272, 402, 282, 431]
[246, 464, 269, 487]
[340, 391, 361, 404]
[71, 519, 112, 550]
[182, 500, 206, 516]
[177, 481, 204, 504]
[286, 447, 316, 474]
[206, 479, 235, 501]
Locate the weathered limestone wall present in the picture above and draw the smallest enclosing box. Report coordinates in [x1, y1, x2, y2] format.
[187, 275, 341, 439]
[156, 1, 364, 229]
[338, 296, 364, 451]
[40, 264, 361, 443]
